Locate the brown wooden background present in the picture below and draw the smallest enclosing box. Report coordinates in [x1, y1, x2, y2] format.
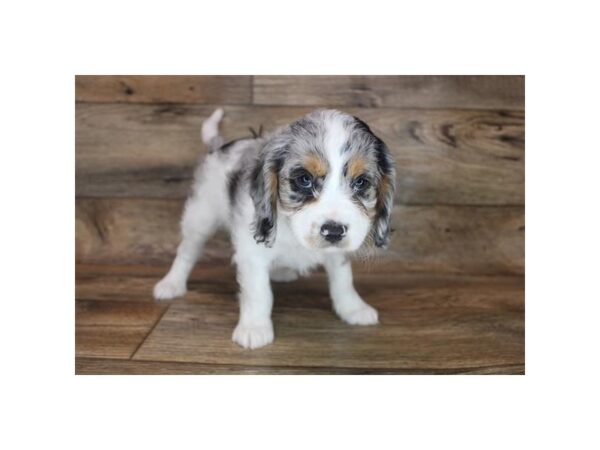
[76, 76, 524, 275]
[75, 76, 524, 374]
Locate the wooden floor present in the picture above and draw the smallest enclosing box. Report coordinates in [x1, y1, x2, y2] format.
[75, 263, 524, 374]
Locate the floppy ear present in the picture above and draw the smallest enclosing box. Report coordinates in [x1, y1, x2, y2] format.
[249, 138, 286, 247]
[372, 137, 396, 248]
[352, 116, 396, 248]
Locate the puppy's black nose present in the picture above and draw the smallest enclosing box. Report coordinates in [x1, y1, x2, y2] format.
[320, 221, 347, 243]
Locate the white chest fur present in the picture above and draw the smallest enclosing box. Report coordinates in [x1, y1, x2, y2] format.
[270, 216, 326, 275]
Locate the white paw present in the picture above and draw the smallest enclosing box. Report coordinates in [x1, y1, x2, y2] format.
[270, 267, 299, 283]
[337, 304, 379, 325]
[232, 321, 274, 349]
[153, 277, 187, 301]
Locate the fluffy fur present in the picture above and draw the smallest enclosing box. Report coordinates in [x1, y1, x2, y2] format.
[154, 108, 396, 349]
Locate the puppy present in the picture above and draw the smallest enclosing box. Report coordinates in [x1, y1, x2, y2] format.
[154, 108, 396, 349]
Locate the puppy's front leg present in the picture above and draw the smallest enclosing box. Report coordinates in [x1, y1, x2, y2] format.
[232, 259, 274, 349]
[324, 254, 378, 325]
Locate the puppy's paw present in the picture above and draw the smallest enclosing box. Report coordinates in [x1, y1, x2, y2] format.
[270, 267, 299, 283]
[232, 321, 274, 349]
[338, 304, 379, 326]
[153, 277, 187, 301]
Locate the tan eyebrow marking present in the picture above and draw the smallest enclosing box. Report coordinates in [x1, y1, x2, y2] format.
[303, 154, 328, 177]
[347, 155, 367, 179]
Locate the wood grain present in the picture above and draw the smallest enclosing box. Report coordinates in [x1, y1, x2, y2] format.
[254, 76, 525, 109]
[75, 300, 167, 359]
[132, 283, 524, 371]
[75, 263, 524, 305]
[75, 104, 524, 205]
[76, 264, 239, 301]
[75, 198, 524, 274]
[75, 198, 230, 265]
[76, 357, 524, 375]
[75, 265, 524, 374]
[75, 75, 252, 104]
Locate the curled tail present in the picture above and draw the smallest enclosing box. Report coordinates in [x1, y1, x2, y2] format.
[201, 107, 224, 151]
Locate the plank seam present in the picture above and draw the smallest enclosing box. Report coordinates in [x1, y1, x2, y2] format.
[74, 195, 525, 208]
[75, 100, 525, 113]
[129, 306, 171, 360]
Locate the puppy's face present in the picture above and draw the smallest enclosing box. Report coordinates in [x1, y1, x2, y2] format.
[251, 110, 395, 252]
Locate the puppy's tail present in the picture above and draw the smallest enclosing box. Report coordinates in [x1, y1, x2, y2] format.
[201, 107, 224, 151]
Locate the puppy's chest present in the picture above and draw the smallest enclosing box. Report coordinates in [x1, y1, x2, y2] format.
[271, 230, 324, 273]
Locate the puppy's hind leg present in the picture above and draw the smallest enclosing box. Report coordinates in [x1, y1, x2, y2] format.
[154, 108, 225, 301]
[153, 196, 221, 301]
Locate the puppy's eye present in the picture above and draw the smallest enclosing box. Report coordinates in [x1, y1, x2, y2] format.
[352, 176, 370, 192]
[294, 172, 313, 189]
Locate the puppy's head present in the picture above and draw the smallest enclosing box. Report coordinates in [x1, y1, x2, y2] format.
[251, 109, 395, 251]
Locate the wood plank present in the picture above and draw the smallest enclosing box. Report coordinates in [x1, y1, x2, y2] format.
[76, 263, 239, 301]
[76, 264, 238, 305]
[254, 76, 525, 109]
[75, 300, 167, 359]
[76, 357, 524, 375]
[76, 263, 524, 306]
[75, 75, 252, 104]
[75, 198, 524, 274]
[75, 265, 524, 374]
[75, 104, 524, 205]
[132, 279, 524, 371]
[75, 198, 230, 265]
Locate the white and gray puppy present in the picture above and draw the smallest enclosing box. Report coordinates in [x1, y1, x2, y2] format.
[154, 108, 396, 349]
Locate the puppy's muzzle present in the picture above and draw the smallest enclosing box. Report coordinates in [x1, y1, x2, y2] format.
[320, 221, 348, 243]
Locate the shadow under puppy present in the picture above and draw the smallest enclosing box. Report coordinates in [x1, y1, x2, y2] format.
[154, 108, 396, 349]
